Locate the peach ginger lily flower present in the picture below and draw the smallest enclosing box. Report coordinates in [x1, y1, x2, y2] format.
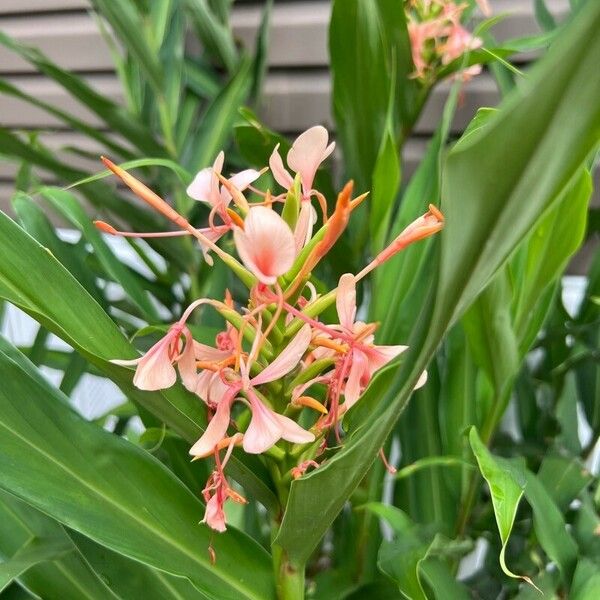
[189, 324, 315, 457]
[270, 126, 335, 250]
[187, 151, 261, 216]
[233, 205, 297, 285]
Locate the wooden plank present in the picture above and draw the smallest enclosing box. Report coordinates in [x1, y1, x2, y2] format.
[0, 13, 113, 72]
[0, 70, 501, 134]
[0, 0, 88, 14]
[0, 0, 570, 72]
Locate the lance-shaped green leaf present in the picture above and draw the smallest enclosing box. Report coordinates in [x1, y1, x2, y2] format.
[0, 490, 116, 599]
[468, 428, 529, 584]
[0, 342, 275, 600]
[39, 187, 160, 321]
[0, 538, 72, 593]
[273, 1, 600, 567]
[0, 211, 278, 513]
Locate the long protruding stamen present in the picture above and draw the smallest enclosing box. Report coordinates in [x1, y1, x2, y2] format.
[101, 157, 233, 263]
[292, 396, 328, 414]
[95, 220, 192, 238]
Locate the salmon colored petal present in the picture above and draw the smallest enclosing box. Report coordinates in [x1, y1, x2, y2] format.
[233, 206, 296, 285]
[202, 494, 227, 532]
[367, 344, 408, 375]
[251, 324, 312, 385]
[193, 341, 231, 362]
[269, 144, 294, 190]
[189, 390, 235, 457]
[177, 328, 198, 392]
[344, 351, 369, 409]
[294, 202, 317, 252]
[186, 167, 213, 202]
[243, 392, 284, 454]
[276, 414, 315, 444]
[287, 126, 334, 193]
[336, 273, 357, 331]
[194, 370, 215, 403]
[221, 169, 262, 203]
[127, 332, 178, 391]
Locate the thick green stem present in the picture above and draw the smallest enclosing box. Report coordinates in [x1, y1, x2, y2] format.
[272, 544, 305, 600]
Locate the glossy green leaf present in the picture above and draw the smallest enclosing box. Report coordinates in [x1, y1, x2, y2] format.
[0, 490, 116, 599]
[329, 0, 415, 190]
[185, 57, 251, 172]
[571, 559, 600, 600]
[0, 538, 71, 593]
[186, 0, 238, 73]
[91, 0, 164, 93]
[39, 187, 160, 321]
[469, 428, 528, 583]
[0, 210, 278, 512]
[0, 341, 275, 600]
[69, 532, 207, 599]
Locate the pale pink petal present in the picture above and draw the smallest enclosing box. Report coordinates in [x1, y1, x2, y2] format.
[287, 126, 332, 193]
[186, 167, 213, 203]
[177, 327, 198, 392]
[292, 374, 331, 402]
[233, 206, 296, 284]
[415, 370, 428, 390]
[251, 324, 312, 385]
[276, 414, 315, 444]
[367, 344, 408, 376]
[293, 202, 317, 252]
[193, 341, 231, 363]
[130, 334, 178, 391]
[269, 144, 294, 190]
[202, 494, 227, 532]
[336, 273, 357, 331]
[243, 392, 284, 454]
[189, 390, 235, 457]
[343, 350, 369, 409]
[228, 169, 262, 192]
[194, 370, 215, 403]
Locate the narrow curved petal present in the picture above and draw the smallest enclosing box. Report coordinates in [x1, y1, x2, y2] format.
[194, 341, 231, 363]
[194, 370, 216, 403]
[189, 390, 235, 457]
[343, 350, 369, 409]
[269, 144, 294, 190]
[130, 333, 178, 391]
[251, 324, 312, 385]
[414, 370, 428, 390]
[202, 494, 227, 532]
[177, 328, 198, 392]
[276, 414, 315, 444]
[186, 167, 213, 202]
[294, 202, 317, 252]
[228, 169, 262, 193]
[233, 206, 296, 284]
[287, 125, 332, 193]
[367, 344, 408, 375]
[336, 273, 357, 331]
[243, 392, 284, 454]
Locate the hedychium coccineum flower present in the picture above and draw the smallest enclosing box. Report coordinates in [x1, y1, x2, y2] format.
[100, 126, 444, 534]
[406, 0, 490, 84]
